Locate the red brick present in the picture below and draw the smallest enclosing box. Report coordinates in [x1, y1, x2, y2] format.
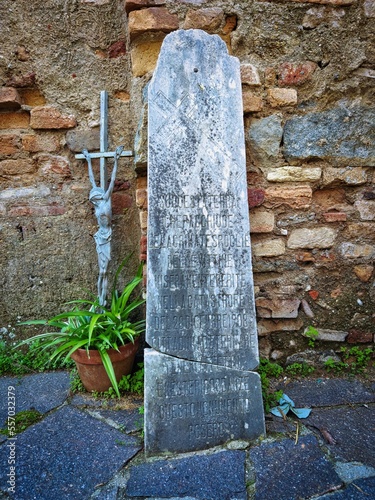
[277, 61, 317, 86]
[0, 112, 30, 130]
[125, 0, 165, 14]
[8, 204, 66, 217]
[0, 88, 22, 110]
[264, 185, 312, 209]
[183, 8, 224, 32]
[347, 329, 373, 344]
[30, 106, 76, 130]
[18, 89, 46, 107]
[296, 252, 315, 262]
[308, 290, 319, 300]
[0, 134, 20, 155]
[22, 134, 60, 153]
[128, 8, 179, 41]
[323, 211, 347, 222]
[108, 40, 126, 58]
[112, 192, 133, 214]
[37, 154, 71, 177]
[248, 188, 265, 208]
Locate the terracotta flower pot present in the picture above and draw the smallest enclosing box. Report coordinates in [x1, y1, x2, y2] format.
[70, 338, 139, 393]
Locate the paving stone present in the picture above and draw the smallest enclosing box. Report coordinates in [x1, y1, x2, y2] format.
[316, 476, 375, 499]
[0, 372, 70, 427]
[276, 378, 375, 407]
[335, 461, 375, 482]
[89, 406, 143, 433]
[126, 450, 247, 499]
[250, 435, 343, 500]
[306, 406, 375, 468]
[0, 406, 141, 499]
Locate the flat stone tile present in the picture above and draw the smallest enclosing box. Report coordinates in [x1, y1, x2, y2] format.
[306, 405, 375, 467]
[316, 476, 375, 499]
[250, 435, 342, 500]
[277, 378, 375, 407]
[0, 406, 141, 499]
[126, 450, 247, 499]
[0, 372, 70, 426]
[90, 407, 143, 434]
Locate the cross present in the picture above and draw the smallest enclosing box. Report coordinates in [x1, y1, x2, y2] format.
[75, 90, 134, 306]
[75, 90, 133, 189]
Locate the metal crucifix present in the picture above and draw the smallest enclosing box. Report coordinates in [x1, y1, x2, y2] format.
[76, 91, 133, 306]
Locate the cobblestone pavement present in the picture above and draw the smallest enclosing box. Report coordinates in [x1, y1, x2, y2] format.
[0, 373, 374, 499]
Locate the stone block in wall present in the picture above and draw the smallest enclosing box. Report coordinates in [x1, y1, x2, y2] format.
[0, 134, 20, 155]
[252, 238, 286, 257]
[136, 188, 147, 209]
[347, 223, 375, 239]
[276, 61, 317, 86]
[354, 200, 375, 220]
[22, 134, 60, 153]
[267, 166, 321, 182]
[287, 227, 336, 249]
[248, 114, 283, 163]
[131, 41, 163, 77]
[249, 209, 274, 233]
[242, 91, 263, 113]
[340, 242, 375, 258]
[125, 0, 166, 14]
[302, 6, 346, 29]
[183, 8, 224, 32]
[0, 159, 35, 175]
[222, 15, 237, 34]
[30, 106, 76, 130]
[267, 88, 297, 107]
[322, 166, 368, 186]
[240, 64, 261, 86]
[353, 264, 374, 282]
[364, 0, 375, 17]
[140, 210, 148, 230]
[256, 298, 301, 319]
[0, 88, 22, 110]
[302, 327, 348, 342]
[66, 129, 100, 153]
[0, 112, 30, 129]
[258, 318, 304, 336]
[128, 8, 179, 41]
[264, 185, 312, 209]
[283, 106, 375, 166]
[0, 185, 50, 201]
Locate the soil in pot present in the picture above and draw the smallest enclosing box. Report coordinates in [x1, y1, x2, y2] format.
[71, 338, 139, 393]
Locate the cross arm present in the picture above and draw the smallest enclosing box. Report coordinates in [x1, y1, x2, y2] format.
[75, 150, 133, 160]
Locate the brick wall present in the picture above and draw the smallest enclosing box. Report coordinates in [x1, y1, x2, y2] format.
[0, 0, 373, 359]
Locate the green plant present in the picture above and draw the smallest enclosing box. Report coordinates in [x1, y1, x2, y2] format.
[18, 257, 145, 398]
[257, 358, 284, 413]
[285, 363, 315, 377]
[0, 339, 74, 376]
[0, 409, 42, 436]
[305, 326, 319, 348]
[324, 358, 348, 373]
[90, 363, 145, 399]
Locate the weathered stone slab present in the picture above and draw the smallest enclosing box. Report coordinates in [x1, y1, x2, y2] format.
[145, 29, 264, 455]
[126, 449, 247, 499]
[147, 29, 258, 370]
[0, 406, 141, 499]
[145, 350, 264, 454]
[250, 435, 343, 500]
[283, 106, 375, 166]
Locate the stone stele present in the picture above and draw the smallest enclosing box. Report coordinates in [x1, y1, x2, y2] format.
[145, 29, 265, 455]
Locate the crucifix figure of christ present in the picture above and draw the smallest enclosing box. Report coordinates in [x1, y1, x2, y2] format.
[75, 91, 133, 306]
